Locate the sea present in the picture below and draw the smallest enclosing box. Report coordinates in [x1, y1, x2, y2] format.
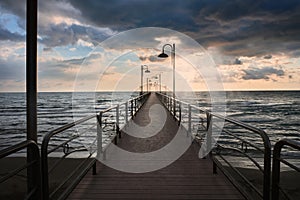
[0, 91, 299, 160]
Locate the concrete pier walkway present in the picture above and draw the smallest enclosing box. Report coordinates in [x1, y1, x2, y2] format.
[68, 93, 245, 199]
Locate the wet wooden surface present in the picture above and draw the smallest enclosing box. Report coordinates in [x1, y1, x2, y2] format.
[68, 93, 245, 199]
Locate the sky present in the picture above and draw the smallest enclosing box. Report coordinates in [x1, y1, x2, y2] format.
[0, 0, 299, 92]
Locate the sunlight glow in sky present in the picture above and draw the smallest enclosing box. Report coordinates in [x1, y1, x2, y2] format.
[0, 0, 299, 92]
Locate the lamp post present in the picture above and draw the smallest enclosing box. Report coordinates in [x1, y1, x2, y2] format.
[158, 43, 175, 111]
[153, 73, 162, 93]
[141, 65, 150, 95]
[147, 78, 151, 92]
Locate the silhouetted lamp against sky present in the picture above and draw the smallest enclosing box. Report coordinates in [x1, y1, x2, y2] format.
[146, 78, 150, 92]
[153, 73, 162, 93]
[158, 43, 175, 111]
[140, 65, 150, 95]
[157, 73, 162, 93]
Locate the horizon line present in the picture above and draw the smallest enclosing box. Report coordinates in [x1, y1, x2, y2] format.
[1, 89, 300, 93]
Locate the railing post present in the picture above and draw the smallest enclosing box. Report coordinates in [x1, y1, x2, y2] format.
[41, 143, 49, 200]
[116, 105, 121, 139]
[188, 104, 191, 136]
[125, 102, 128, 123]
[213, 161, 217, 174]
[169, 97, 171, 112]
[134, 99, 137, 114]
[92, 162, 97, 175]
[173, 98, 176, 117]
[97, 112, 103, 159]
[131, 100, 133, 118]
[272, 142, 281, 200]
[264, 148, 271, 200]
[207, 113, 212, 157]
[178, 101, 181, 126]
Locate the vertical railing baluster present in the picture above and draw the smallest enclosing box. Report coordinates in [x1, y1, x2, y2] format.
[188, 104, 191, 136]
[97, 112, 103, 159]
[178, 101, 181, 126]
[207, 113, 212, 158]
[131, 100, 133, 118]
[116, 105, 120, 139]
[134, 98, 137, 114]
[125, 102, 128, 123]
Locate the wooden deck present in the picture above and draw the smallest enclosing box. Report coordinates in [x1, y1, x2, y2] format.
[68, 93, 245, 200]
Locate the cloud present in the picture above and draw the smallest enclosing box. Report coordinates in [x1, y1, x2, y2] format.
[1, 0, 300, 57]
[0, 28, 24, 41]
[264, 55, 272, 59]
[242, 66, 285, 80]
[39, 23, 114, 48]
[139, 55, 165, 63]
[233, 58, 242, 65]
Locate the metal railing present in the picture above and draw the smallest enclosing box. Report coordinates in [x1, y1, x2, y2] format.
[211, 114, 271, 200]
[96, 93, 150, 159]
[156, 92, 272, 200]
[41, 92, 149, 200]
[272, 139, 300, 200]
[0, 140, 41, 200]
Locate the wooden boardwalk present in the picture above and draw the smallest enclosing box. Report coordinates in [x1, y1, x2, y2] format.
[68, 93, 245, 200]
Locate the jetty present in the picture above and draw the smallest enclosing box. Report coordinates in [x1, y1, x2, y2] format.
[1, 91, 300, 200]
[1, 1, 300, 199]
[68, 92, 244, 200]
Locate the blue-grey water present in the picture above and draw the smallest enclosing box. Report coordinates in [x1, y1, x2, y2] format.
[0, 91, 299, 155]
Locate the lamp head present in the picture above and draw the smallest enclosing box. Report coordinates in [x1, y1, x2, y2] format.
[145, 69, 150, 73]
[158, 52, 169, 58]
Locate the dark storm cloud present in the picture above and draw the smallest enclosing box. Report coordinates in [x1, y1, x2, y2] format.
[69, 0, 198, 31]
[0, 0, 25, 17]
[139, 55, 164, 63]
[1, 0, 300, 57]
[68, 0, 300, 56]
[242, 66, 285, 80]
[0, 28, 24, 41]
[39, 23, 112, 47]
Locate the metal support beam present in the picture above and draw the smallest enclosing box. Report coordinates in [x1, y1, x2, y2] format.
[26, 0, 38, 141]
[26, 0, 39, 199]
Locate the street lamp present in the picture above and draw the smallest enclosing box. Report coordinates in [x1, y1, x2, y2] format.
[158, 43, 175, 111]
[158, 73, 163, 93]
[153, 73, 162, 93]
[141, 65, 150, 95]
[147, 78, 151, 92]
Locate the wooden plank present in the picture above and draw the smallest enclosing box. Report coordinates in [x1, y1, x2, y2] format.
[67, 93, 245, 200]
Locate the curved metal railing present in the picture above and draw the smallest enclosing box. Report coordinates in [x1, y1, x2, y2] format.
[41, 93, 149, 200]
[0, 140, 41, 200]
[156, 92, 272, 200]
[272, 139, 300, 200]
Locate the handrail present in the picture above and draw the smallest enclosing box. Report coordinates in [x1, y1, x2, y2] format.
[272, 139, 300, 200]
[212, 113, 272, 200]
[0, 140, 41, 200]
[41, 92, 150, 200]
[156, 92, 272, 200]
[41, 114, 96, 200]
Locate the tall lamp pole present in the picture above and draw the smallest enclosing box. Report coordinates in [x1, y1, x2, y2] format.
[157, 73, 162, 93]
[141, 65, 150, 95]
[153, 73, 162, 93]
[146, 78, 150, 92]
[158, 44, 175, 111]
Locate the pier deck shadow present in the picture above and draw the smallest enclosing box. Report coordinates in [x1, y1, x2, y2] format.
[68, 93, 245, 200]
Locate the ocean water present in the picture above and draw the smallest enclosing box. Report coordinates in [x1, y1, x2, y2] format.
[0, 91, 299, 154]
